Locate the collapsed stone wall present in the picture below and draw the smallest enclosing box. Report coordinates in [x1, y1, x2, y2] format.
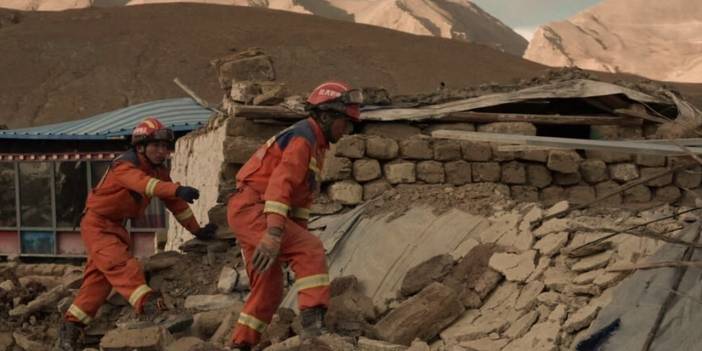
[167, 116, 228, 250]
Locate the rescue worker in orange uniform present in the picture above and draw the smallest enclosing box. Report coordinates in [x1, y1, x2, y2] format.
[56, 117, 217, 351]
[227, 81, 362, 350]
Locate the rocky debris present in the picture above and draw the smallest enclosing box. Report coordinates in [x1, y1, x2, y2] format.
[328, 180, 364, 205]
[547, 150, 582, 174]
[365, 136, 399, 160]
[216, 266, 237, 293]
[164, 336, 205, 351]
[488, 251, 537, 282]
[336, 135, 366, 159]
[400, 255, 455, 297]
[183, 294, 242, 312]
[354, 159, 383, 183]
[384, 162, 416, 185]
[13, 331, 47, 351]
[376, 282, 464, 345]
[100, 326, 174, 351]
[326, 277, 377, 338]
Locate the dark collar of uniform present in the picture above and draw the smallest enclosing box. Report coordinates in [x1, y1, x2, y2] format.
[307, 117, 329, 150]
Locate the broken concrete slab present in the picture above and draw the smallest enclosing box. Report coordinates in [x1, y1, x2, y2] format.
[504, 310, 539, 339]
[501, 321, 561, 351]
[534, 232, 569, 257]
[488, 250, 536, 282]
[375, 282, 464, 346]
[356, 337, 408, 351]
[457, 337, 509, 351]
[100, 326, 174, 351]
[165, 336, 205, 351]
[400, 254, 454, 297]
[533, 218, 570, 238]
[192, 309, 228, 339]
[12, 332, 46, 351]
[447, 315, 509, 342]
[184, 294, 242, 312]
[515, 281, 545, 311]
[570, 251, 613, 272]
[217, 266, 237, 293]
[563, 304, 600, 333]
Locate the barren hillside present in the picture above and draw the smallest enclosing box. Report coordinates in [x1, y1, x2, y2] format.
[0, 3, 543, 128]
[524, 0, 702, 83]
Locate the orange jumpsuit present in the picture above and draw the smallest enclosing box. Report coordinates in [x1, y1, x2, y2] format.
[227, 117, 330, 346]
[65, 150, 200, 325]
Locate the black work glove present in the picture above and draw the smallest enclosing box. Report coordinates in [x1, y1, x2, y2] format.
[175, 186, 200, 203]
[195, 223, 217, 241]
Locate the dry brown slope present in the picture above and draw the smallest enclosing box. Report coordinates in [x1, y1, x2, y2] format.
[0, 3, 544, 128]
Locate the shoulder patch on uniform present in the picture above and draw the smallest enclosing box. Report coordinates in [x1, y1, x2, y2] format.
[275, 119, 317, 150]
[113, 149, 140, 167]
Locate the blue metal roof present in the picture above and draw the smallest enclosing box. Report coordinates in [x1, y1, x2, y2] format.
[0, 98, 213, 140]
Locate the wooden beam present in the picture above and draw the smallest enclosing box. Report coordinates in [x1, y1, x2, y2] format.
[441, 111, 642, 126]
[607, 260, 702, 272]
[233, 105, 642, 126]
[233, 105, 305, 120]
[431, 130, 702, 156]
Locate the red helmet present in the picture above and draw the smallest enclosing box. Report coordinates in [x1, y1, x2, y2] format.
[307, 81, 363, 122]
[131, 117, 174, 146]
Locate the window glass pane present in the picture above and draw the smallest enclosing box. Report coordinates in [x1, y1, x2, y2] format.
[0, 163, 16, 227]
[90, 161, 110, 189]
[132, 199, 166, 229]
[21, 231, 54, 254]
[55, 162, 87, 227]
[19, 162, 52, 227]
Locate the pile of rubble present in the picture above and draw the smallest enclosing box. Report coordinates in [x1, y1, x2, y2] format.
[0, 186, 693, 351]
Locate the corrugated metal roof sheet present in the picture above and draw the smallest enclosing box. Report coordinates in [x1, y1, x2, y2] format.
[0, 98, 213, 140]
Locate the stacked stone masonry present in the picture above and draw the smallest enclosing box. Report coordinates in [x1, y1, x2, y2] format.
[212, 119, 702, 219]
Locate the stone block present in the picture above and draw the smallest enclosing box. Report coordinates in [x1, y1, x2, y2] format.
[253, 82, 287, 106]
[376, 282, 464, 346]
[328, 180, 363, 205]
[311, 194, 344, 215]
[675, 166, 702, 188]
[579, 159, 608, 183]
[321, 153, 352, 182]
[619, 126, 643, 140]
[519, 149, 549, 163]
[184, 295, 241, 312]
[400, 255, 455, 297]
[547, 150, 582, 173]
[215, 51, 275, 89]
[223, 136, 265, 164]
[461, 141, 492, 161]
[590, 125, 619, 140]
[609, 163, 639, 182]
[216, 266, 237, 294]
[192, 310, 229, 339]
[553, 172, 581, 186]
[336, 135, 366, 159]
[363, 179, 393, 201]
[586, 150, 631, 163]
[416, 161, 445, 184]
[624, 185, 652, 203]
[566, 185, 596, 205]
[353, 159, 382, 182]
[540, 186, 565, 206]
[641, 167, 673, 187]
[655, 186, 681, 203]
[491, 144, 518, 162]
[635, 154, 666, 167]
[594, 181, 622, 206]
[399, 137, 433, 160]
[477, 122, 536, 136]
[444, 160, 472, 185]
[384, 161, 416, 184]
[164, 337, 205, 351]
[357, 338, 407, 351]
[488, 251, 537, 282]
[365, 135, 399, 160]
[424, 123, 475, 134]
[527, 164, 552, 188]
[433, 140, 462, 161]
[501, 161, 526, 184]
[563, 304, 600, 333]
[363, 123, 422, 140]
[100, 326, 174, 351]
[230, 81, 260, 104]
[472, 162, 501, 182]
[511, 186, 538, 203]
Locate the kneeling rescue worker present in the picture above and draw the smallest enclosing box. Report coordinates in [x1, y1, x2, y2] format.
[227, 81, 362, 349]
[56, 117, 217, 351]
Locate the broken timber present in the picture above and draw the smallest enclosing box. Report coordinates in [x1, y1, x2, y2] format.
[233, 105, 642, 126]
[431, 130, 702, 156]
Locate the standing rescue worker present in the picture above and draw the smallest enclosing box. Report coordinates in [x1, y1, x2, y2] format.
[56, 117, 217, 351]
[227, 81, 362, 349]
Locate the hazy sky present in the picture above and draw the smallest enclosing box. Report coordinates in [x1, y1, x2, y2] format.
[471, 0, 602, 40]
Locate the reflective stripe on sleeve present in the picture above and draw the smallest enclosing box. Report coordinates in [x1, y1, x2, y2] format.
[67, 304, 93, 324]
[263, 201, 289, 217]
[237, 312, 267, 333]
[175, 208, 194, 221]
[145, 178, 160, 197]
[295, 274, 330, 291]
[128, 284, 153, 307]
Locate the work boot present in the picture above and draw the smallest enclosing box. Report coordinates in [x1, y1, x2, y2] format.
[299, 306, 328, 340]
[54, 319, 83, 351]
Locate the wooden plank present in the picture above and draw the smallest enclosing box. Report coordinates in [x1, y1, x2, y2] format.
[441, 111, 642, 126]
[430, 130, 702, 156]
[234, 105, 305, 120]
[607, 260, 702, 272]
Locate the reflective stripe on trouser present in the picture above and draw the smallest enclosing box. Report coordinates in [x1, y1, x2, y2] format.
[227, 188, 330, 347]
[65, 211, 151, 324]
